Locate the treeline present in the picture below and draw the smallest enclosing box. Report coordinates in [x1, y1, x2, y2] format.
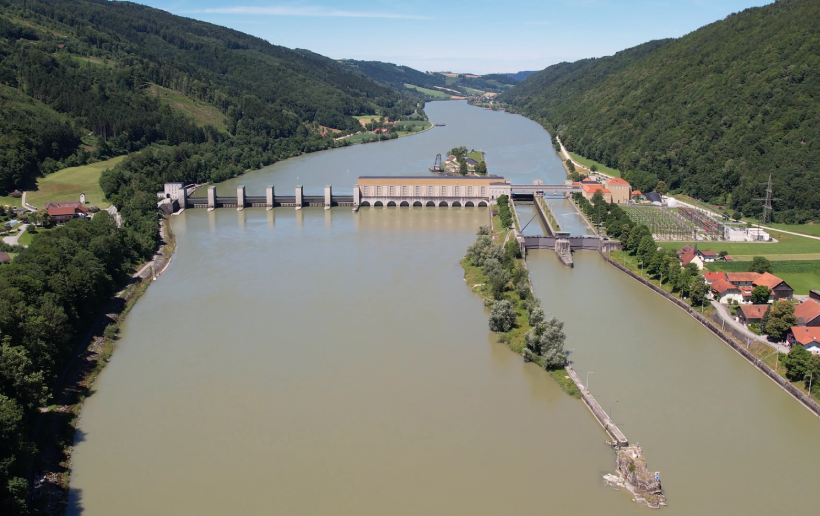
[463, 227, 567, 370]
[574, 192, 710, 307]
[0, 213, 149, 515]
[502, 0, 820, 223]
[0, 0, 420, 194]
[339, 60, 516, 95]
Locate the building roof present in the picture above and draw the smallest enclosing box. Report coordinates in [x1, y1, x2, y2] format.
[582, 184, 610, 194]
[0, 252, 10, 264]
[795, 298, 820, 325]
[739, 304, 769, 320]
[791, 327, 820, 347]
[703, 272, 725, 282]
[47, 206, 80, 216]
[580, 178, 599, 184]
[711, 278, 739, 294]
[677, 245, 694, 256]
[465, 158, 478, 166]
[753, 272, 787, 290]
[644, 192, 663, 203]
[725, 255, 734, 262]
[699, 250, 718, 257]
[607, 178, 629, 185]
[726, 272, 760, 284]
[681, 249, 700, 266]
[632, 190, 643, 196]
[44, 201, 83, 209]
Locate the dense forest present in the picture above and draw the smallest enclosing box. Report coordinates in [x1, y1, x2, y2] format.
[0, 0, 426, 513]
[0, 0, 420, 194]
[339, 59, 518, 96]
[500, 0, 820, 223]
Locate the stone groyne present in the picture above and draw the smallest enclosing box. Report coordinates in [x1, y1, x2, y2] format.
[565, 366, 628, 447]
[601, 252, 820, 419]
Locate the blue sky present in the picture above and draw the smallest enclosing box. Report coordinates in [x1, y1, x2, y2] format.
[134, 0, 771, 74]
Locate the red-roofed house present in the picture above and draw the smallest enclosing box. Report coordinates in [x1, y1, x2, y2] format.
[605, 177, 631, 204]
[703, 272, 725, 284]
[680, 249, 704, 270]
[47, 206, 87, 224]
[711, 278, 742, 303]
[725, 272, 760, 287]
[697, 250, 718, 262]
[795, 298, 820, 327]
[676, 245, 694, 256]
[724, 255, 734, 262]
[581, 184, 611, 203]
[753, 272, 793, 301]
[631, 190, 644, 200]
[788, 327, 820, 354]
[738, 304, 769, 326]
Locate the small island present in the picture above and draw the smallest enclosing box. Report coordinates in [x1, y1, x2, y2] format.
[439, 146, 488, 175]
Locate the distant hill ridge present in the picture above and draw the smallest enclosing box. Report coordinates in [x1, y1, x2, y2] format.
[500, 0, 820, 223]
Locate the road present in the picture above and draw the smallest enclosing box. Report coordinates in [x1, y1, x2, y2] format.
[556, 136, 615, 181]
[3, 224, 28, 246]
[710, 300, 789, 353]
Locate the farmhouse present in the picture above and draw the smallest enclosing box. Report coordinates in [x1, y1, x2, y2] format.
[697, 249, 718, 262]
[752, 272, 794, 301]
[711, 278, 743, 304]
[795, 297, 820, 327]
[47, 206, 88, 224]
[788, 327, 820, 354]
[737, 304, 769, 326]
[679, 249, 704, 270]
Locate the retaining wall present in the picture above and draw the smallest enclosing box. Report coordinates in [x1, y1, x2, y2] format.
[601, 253, 820, 418]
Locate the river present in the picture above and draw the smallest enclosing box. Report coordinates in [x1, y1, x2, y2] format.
[67, 101, 819, 514]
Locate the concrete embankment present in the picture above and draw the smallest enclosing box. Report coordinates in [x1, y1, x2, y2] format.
[601, 252, 820, 419]
[533, 196, 556, 236]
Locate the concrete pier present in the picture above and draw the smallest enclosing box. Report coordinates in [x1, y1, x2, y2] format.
[207, 186, 216, 211]
[324, 185, 332, 210]
[295, 185, 303, 210]
[266, 186, 274, 210]
[565, 366, 628, 447]
[236, 186, 245, 211]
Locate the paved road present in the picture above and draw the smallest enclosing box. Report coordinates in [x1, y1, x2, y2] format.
[711, 300, 789, 353]
[3, 224, 28, 246]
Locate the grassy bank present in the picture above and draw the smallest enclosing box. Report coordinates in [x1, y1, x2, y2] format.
[27, 155, 127, 208]
[567, 152, 621, 178]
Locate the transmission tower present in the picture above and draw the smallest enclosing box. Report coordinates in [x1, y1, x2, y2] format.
[755, 174, 778, 225]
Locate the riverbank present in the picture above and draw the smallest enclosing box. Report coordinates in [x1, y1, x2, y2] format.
[600, 251, 820, 419]
[32, 217, 177, 515]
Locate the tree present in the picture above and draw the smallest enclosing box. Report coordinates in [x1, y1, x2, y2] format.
[489, 300, 516, 332]
[748, 256, 773, 274]
[655, 180, 668, 196]
[540, 317, 566, 369]
[719, 250, 728, 259]
[475, 161, 487, 175]
[765, 300, 798, 341]
[590, 164, 598, 172]
[565, 159, 575, 173]
[751, 285, 771, 304]
[732, 211, 743, 221]
[690, 279, 709, 308]
[783, 345, 811, 382]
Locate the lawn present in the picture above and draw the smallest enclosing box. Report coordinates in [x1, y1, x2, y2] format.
[467, 150, 485, 163]
[404, 84, 451, 98]
[17, 226, 53, 247]
[567, 152, 621, 178]
[658, 230, 820, 258]
[0, 194, 24, 210]
[27, 155, 126, 209]
[149, 84, 227, 131]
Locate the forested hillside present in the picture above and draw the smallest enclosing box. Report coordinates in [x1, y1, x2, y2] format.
[339, 59, 517, 95]
[0, 0, 418, 194]
[500, 0, 820, 223]
[0, 1, 421, 513]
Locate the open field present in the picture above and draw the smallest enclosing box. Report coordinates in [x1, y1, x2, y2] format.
[658, 230, 820, 257]
[18, 226, 54, 247]
[466, 150, 485, 163]
[149, 84, 227, 131]
[567, 152, 621, 178]
[404, 84, 451, 98]
[742, 220, 820, 237]
[27, 155, 126, 209]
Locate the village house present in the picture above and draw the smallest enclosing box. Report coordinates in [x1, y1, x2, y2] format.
[795, 292, 820, 327]
[725, 272, 760, 287]
[752, 272, 794, 301]
[605, 177, 631, 204]
[710, 278, 743, 304]
[697, 249, 718, 262]
[679, 248, 704, 270]
[47, 206, 87, 225]
[581, 183, 612, 203]
[737, 304, 769, 327]
[703, 271, 725, 284]
[788, 327, 820, 354]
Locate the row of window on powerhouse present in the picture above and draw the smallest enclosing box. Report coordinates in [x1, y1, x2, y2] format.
[362, 185, 488, 197]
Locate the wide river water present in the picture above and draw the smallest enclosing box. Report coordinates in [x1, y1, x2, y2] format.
[68, 101, 820, 514]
